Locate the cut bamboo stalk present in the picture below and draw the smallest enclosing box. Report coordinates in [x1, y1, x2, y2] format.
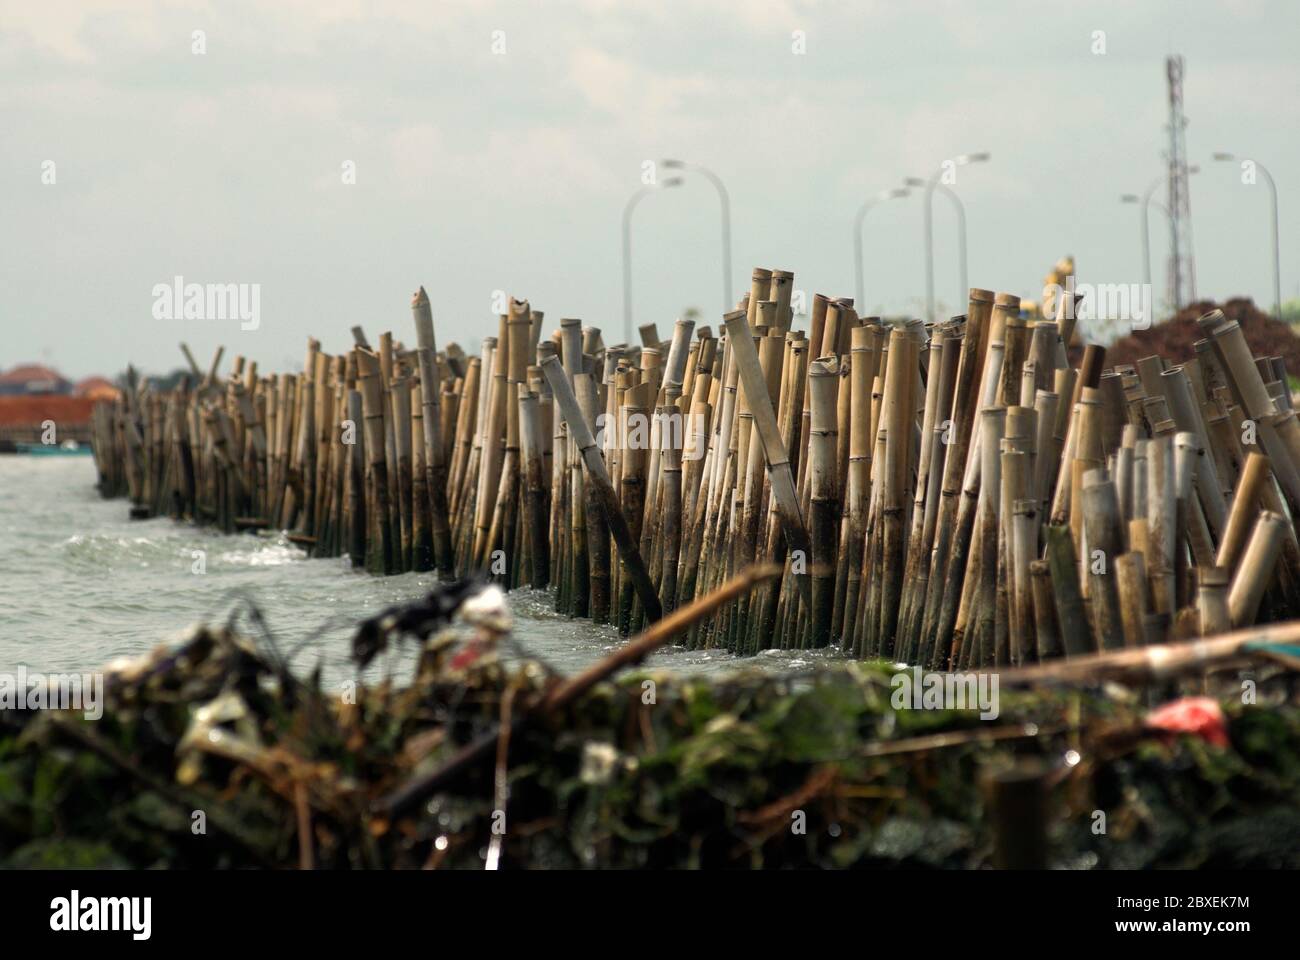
[917, 323, 975, 593]
[897, 325, 954, 659]
[1044, 523, 1094, 658]
[473, 315, 510, 568]
[917, 292, 992, 667]
[1216, 451, 1269, 577]
[876, 328, 915, 659]
[617, 383, 651, 634]
[1080, 469, 1125, 651]
[410, 381, 433, 568]
[519, 385, 549, 589]
[390, 376, 414, 570]
[377, 334, 401, 568]
[357, 351, 393, 575]
[412, 288, 454, 575]
[1011, 497, 1038, 665]
[1197, 565, 1231, 636]
[807, 358, 839, 646]
[578, 375, 611, 621]
[1114, 551, 1149, 648]
[1145, 431, 1177, 615]
[1161, 365, 1227, 540]
[1227, 510, 1285, 627]
[1029, 558, 1061, 660]
[1208, 313, 1278, 423]
[965, 406, 1004, 667]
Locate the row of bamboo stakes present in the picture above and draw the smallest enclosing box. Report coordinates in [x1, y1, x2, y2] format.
[91, 275, 1300, 666]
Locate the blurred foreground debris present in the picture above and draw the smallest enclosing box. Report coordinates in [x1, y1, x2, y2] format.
[4, 575, 1300, 869]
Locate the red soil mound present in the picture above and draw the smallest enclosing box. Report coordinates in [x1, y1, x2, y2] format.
[1105, 298, 1300, 378]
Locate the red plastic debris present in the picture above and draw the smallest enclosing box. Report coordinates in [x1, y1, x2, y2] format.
[1145, 696, 1229, 748]
[449, 642, 485, 671]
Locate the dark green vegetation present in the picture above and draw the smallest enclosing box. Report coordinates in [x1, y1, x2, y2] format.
[3, 616, 1299, 869]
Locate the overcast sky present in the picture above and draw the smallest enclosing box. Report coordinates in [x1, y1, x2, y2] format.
[2, 0, 1296, 379]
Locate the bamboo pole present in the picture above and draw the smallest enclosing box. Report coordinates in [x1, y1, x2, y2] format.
[519, 385, 550, 589]
[722, 309, 813, 609]
[1216, 451, 1269, 575]
[806, 358, 839, 646]
[875, 327, 914, 658]
[412, 288, 454, 575]
[1228, 510, 1286, 627]
[357, 350, 393, 575]
[540, 355, 661, 622]
[579, 375, 611, 621]
[1197, 565, 1232, 636]
[1080, 469, 1125, 651]
[1044, 524, 1094, 658]
[1114, 551, 1149, 648]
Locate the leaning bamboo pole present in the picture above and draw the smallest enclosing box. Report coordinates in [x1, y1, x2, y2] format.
[1228, 510, 1286, 627]
[540, 355, 662, 623]
[722, 309, 813, 610]
[412, 288, 454, 574]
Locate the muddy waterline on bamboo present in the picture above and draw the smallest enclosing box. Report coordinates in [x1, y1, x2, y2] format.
[0, 457, 844, 683]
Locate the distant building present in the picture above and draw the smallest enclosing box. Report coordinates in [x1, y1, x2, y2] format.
[73, 376, 121, 401]
[0, 366, 115, 449]
[0, 363, 71, 396]
[0, 395, 98, 449]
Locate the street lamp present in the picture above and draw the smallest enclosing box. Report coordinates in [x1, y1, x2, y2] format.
[853, 187, 910, 310]
[622, 176, 683, 346]
[922, 153, 990, 321]
[1214, 152, 1281, 320]
[1120, 192, 1172, 293]
[1123, 168, 1200, 308]
[660, 159, 732, 311]
[908, 176, 969, 315]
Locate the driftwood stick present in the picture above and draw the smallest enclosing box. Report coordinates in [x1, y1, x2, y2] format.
[998, 618, 1300, 686]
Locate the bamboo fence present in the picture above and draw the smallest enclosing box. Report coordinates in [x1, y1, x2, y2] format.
[90, 284, 1300, 664]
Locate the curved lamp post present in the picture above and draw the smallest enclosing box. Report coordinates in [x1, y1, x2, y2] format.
[922, 152, 989, 322]
[1121, 167, 1199, 309]
[907, 176, 968, 316]
[1121, 192, 1173, 292]
[622, 176, 683, 345]
[853, 187, 910, 310]
[1214, 152, 1281, 320]
[660, 159, 732, 312]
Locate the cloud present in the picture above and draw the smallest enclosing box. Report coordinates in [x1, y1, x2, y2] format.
[2, 0, 1297, 378]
